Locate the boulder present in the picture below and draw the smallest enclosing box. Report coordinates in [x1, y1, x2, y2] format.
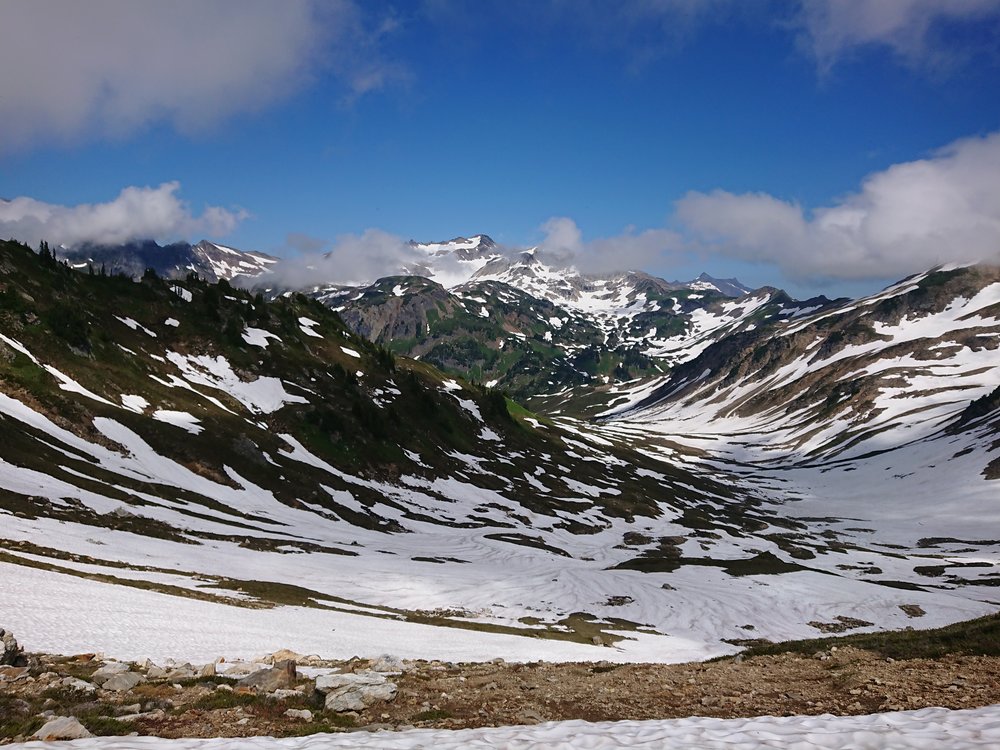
[200, 662, 217, 678]
[102, 672, 145, 692]
[33, 716, 93, 741]
[371, 654, 405, 673]
[316, 672, 397, 713]
[269, 648, 304, 663]
[238, 659, 296, 692]
[0, 628, 26, 667]
[285, 708, 313, 721]
[164, 664, 197, 681]
[91, 662, 131, 686]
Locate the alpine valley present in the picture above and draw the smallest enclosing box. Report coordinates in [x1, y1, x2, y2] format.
[2, 234, 999, 673]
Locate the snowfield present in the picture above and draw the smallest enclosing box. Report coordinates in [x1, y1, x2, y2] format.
[12, 707, 1000, 749]
[0, 561, 667, 665]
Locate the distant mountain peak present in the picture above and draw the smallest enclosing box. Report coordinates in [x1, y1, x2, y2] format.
[58, 238, 277, 283]
[675, 273, 753, 298]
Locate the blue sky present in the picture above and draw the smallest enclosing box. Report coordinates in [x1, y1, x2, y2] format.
[1, 0, 999, 297]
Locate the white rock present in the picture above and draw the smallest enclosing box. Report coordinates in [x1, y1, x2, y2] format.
[91, 662, 131, 685]
[285, 708, 313, 721]
[34, 716, 93, 740]
[103, 672, 145, 692]
[371, 654, 405, 673]
[318, 672, 397, 712]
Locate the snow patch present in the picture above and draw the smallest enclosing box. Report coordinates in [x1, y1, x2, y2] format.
[242, 328, 281, 348]
[152, 410, 203, 434]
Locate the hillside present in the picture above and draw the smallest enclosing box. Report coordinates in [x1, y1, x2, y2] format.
[1, 240, 999, 672]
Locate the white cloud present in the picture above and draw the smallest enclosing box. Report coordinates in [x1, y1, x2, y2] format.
[0, 0, 400, 152]
[539, 217, 684, 274]
[675, 131, 1000, 281]
[795, 0, 1000, 70]
[256, 229, 418, 289]
[539, 217, 584, 255]
[0, 182, 247, 248]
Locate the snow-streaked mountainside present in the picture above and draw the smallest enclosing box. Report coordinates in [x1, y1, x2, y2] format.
[1, 238, 999, 667]
[56, 235, 839, 402]
[304, 236, 843, 402]
[59, 239, 279, 283]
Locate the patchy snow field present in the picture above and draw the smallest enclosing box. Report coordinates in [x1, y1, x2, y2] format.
[0, 561, 666, 665]
[12, 706, 1000, 749]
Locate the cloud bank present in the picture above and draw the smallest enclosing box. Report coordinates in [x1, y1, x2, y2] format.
[538, 217, 684, 275]
[675, 131, 1000, 281]
[0, 0, 398, 151]
[255, 230, 424, 289]
[0, 183, 247, 248]
[266, 128, 1000, 290]
[795, 0, 1000, 71]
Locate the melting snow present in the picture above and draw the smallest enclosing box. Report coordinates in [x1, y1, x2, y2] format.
[152, 409, 203, 434]
[120, 395, 149, 413]
[43, 365, 116, 406]
[165, 352, 309, 414]
[242, 328, 281, 348]
[114, 316, 157, 338]
[298, 317, 322, 338]
[169, 285, 192, 302]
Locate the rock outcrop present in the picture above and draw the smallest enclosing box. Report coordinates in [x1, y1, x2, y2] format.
[33, 716, 93, 740]
[238, 659, 297, 692]
[0, 628, 26, 667]
[316, 671, 398, 712]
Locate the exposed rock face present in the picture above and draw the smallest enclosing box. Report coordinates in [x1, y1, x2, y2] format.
[316, 671, 398, 712]
[33, 716, 93, 740]
[1, 628, 25, 666]
[238, 659, 297, 692]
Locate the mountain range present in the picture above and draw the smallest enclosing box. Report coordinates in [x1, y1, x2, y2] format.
[59, 235, 843, 403]
[0, 235, 998, 665]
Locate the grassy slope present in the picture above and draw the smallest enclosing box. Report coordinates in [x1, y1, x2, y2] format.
[739, 611, 1000, 660]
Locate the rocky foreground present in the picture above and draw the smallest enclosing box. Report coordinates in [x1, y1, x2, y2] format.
[2, 626, 1000, 744]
